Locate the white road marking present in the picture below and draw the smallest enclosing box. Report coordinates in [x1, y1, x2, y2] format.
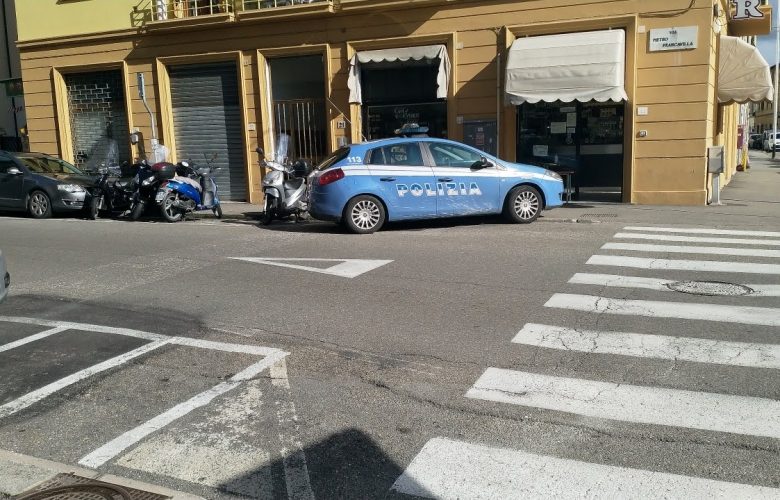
[0, 316, 165, 341]
[545, 293, 780, 326]
[170, 337, 281, 357]
[513, 323, 780, 370]
[391, 437, 780, 499]
[0, 327, 68, 353]
[587, 255, 780, 275]
[79, 380, 241, 468]
[623, 226, 780, 238]
[78, 350, 289, 468]
[0, 340, 169, 419]
[230, 257, 393, 278]
[466, 368, 780, 439]
[602, 242, 780, 258]
[569, 273, 780, 297]
[270, 358, 315, 500]
[614, 232, 780, 247]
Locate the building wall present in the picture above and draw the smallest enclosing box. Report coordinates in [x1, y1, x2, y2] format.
[16, 0, 137, 42]
[17, 0, 742, 205]
[1, 0, 25, 142]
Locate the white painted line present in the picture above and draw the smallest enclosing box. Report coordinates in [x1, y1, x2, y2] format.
[230, 257, 393, 278]
[0, 316, 166, 341]
[623, 226, 780, 238]
[513, 323, 780, 370]
[587, 255, 780, 275]
[270, 358, 315, 500]
[569, 273, 780, 297]
[391, 437, 780, 499]
[602, 242, 780, 259]
[466, 368, 780, 439]
[0, 340, 169, 419]
[78, 350, 289, 468]
[79, 380, 242, 468]
[0, 327, 68, 353]
[545, 293, 780, 326]
[614, 232, 780, 247]
[170, 337, 281, 357]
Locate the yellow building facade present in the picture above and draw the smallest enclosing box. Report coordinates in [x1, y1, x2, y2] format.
[15, 0, 773, 205]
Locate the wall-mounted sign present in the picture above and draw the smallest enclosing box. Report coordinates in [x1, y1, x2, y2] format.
[649, 27, 698, 52]
[732, 0, 763, 20]
[729, 2, 772, 36]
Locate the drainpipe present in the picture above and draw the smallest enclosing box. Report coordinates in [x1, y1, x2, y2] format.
[1, 0, 19, 139]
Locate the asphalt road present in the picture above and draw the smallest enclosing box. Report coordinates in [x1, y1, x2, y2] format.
[0, 191, 779, 498]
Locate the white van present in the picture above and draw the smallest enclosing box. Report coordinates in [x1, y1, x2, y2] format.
[764, 131, 780, 152]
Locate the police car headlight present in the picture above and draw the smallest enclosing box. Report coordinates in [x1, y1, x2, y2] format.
[545, 170, 562, 182]
[57, 184, 86, 193]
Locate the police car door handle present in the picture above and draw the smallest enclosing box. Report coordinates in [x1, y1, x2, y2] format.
[438, 177, 453, 182]
[380, 177, 397, 182]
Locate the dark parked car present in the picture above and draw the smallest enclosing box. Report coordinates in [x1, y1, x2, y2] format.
[749, 134, 763, 150]
[0, 151, 96, 218]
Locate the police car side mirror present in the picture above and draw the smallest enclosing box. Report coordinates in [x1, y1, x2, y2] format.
[471, 157, 492, 170]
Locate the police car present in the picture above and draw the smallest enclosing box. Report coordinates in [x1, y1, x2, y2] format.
[309, 137, 565, 234]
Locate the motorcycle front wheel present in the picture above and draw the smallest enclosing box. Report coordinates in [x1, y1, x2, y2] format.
[130, 200, 145, 221]
[161, 192, 184, 223]
[261, 197, 275, 226]
[88, 195, 101, 220]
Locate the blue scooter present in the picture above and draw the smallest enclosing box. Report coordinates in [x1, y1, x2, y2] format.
[155, 159, 222, 222]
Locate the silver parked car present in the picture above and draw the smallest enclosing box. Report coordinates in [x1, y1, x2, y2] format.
[0, 250, 8, 304]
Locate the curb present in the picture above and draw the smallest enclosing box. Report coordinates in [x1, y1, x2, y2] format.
[0, 449, 202, 499]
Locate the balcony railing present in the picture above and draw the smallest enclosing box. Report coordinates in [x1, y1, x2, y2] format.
[240, 0, 329, 9]
[145, 0, 446, 24]
[150, 0, 233, 22]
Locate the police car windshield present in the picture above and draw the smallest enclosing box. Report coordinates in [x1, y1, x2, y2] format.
[317, 147, 350, 171]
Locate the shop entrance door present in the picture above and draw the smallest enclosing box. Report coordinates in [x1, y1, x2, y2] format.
[360, 61, 447, 140]
[517, 101, 624, 202]
[267, 55, 327, 164]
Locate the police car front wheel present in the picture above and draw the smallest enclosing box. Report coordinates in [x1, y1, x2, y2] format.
[504, 185, 542, 224]
[344, 195, 386, 234]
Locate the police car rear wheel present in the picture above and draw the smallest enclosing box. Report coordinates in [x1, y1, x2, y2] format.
[504, 185, 541, 224]
[345, 196, 385, 234]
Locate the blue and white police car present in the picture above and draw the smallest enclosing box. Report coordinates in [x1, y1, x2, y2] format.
[309, 137, 565, 234]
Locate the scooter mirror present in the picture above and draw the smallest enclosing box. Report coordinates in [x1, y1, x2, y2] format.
[256, 147, 264, 156]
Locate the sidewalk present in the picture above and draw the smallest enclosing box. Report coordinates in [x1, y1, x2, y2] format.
[542, 150, 780, 230]
[196, 155, 780, 229]
[0, 449, 202, 499]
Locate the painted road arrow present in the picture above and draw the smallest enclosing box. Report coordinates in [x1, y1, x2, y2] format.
[230, 258, 393, 278]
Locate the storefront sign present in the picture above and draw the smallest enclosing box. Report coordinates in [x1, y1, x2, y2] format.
[649, 27, 698, 52]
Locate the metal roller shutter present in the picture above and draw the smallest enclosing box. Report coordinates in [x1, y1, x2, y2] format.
[169, 62, 246, 200]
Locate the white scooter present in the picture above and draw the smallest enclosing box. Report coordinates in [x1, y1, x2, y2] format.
[257, 144, 310, 225]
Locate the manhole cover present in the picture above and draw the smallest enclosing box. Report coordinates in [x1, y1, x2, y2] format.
[666, 281, 754, 297]
[14, 473, 170, 500]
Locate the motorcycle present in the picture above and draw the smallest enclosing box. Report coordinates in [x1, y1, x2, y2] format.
[155, 157, 223, 223]
[87, 162, 138, 220]
[258, 146, 311, 225]
[129, 160, 166, 220]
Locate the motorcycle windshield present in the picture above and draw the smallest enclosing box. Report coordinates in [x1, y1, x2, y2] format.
[274, 134, 290, 164]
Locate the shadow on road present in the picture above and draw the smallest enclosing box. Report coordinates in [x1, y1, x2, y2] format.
[217, 428, 427, 499]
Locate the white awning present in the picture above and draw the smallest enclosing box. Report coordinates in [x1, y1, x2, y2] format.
[347, 45, 451, 104]
[718, 35, 773, 104]
[505, 30, 628, 105]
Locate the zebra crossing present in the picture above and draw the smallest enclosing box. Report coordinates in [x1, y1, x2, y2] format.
[392, 225, 780, 499]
